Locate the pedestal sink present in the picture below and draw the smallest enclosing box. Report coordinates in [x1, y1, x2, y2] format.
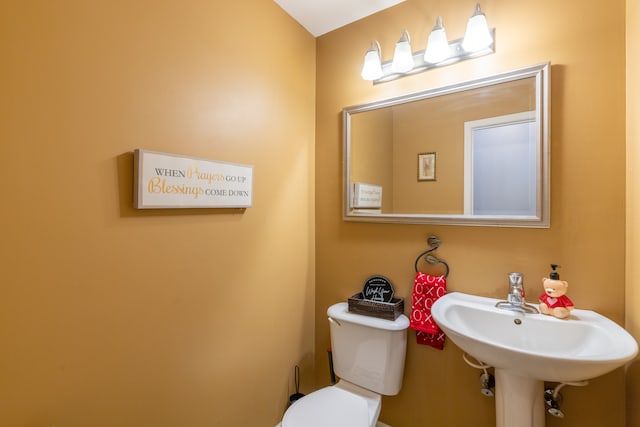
[431, 292, 638, 427]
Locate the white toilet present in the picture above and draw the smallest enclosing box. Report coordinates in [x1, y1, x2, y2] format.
[279, 302, 409, 427]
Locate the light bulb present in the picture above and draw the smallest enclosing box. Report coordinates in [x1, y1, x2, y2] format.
[424, 16, 451, 64]
[360, 41, 383, 81]
[391, 29, 414, 73]
[462, 3, 493, 52]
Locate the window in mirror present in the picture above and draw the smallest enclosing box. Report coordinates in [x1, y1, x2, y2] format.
[464, 112, 538, 216]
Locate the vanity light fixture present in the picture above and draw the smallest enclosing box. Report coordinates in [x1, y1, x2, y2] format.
[360, 41, 383, 80]
[461, 3, 493, 52]
[424, 16, 450, 64]
[361, 3, 495, 84]
[391, 29, 414, 73]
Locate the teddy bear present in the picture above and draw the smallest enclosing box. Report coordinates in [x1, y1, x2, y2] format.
[539, 276, 574, 319]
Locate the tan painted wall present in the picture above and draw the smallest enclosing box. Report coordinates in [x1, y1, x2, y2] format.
[627, 0, 640, 425]
[393, 98, 465, 214]
[351, 108, 395, 212]
[316, 1, 627, 426]
[0, 1, 315, 426]
[391, 79, 534, 214]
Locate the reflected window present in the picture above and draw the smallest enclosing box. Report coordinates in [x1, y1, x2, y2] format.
[464, 112, 538, 216]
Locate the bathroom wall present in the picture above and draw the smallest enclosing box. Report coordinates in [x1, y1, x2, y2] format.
[391, 80, 533, 214]
[350, 108, 395, 212]
[626, 0, 640, 425]
[316, 0, 627, 426]
[0, 1, 315, 426]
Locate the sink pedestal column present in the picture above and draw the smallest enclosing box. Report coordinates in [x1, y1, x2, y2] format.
[494, 369, 545, 427]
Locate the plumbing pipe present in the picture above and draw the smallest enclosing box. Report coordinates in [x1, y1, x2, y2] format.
[463, 353, 494, 396]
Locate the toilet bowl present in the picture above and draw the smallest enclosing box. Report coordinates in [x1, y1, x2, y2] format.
[281, 380, 381, 427]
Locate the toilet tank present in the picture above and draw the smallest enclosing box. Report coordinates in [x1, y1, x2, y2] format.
[327, 302, 409, 396]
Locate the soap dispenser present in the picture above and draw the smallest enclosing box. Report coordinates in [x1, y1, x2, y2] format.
[539, 264, 574, 319]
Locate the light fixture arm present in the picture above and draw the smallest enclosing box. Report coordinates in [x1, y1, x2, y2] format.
[372, 40, 381, 55]
[399, 28, 411, 44]
[433, 16, 444, 31]
[471, 3, 484, 18]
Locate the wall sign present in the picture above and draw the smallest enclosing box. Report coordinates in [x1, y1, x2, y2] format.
[133, 149, 253, 209]
[352, 182, 383, 209]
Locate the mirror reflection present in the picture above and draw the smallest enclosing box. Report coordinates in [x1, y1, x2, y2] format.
[343, 63, 550, 227]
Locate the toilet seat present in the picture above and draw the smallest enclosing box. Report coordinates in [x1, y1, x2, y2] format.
[282, 383, 378, 427]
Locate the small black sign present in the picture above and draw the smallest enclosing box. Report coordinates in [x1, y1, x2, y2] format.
[362, 275, 395, 303]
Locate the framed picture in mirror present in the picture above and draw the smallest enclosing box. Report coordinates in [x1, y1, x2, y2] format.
[418, 152, 436, 181]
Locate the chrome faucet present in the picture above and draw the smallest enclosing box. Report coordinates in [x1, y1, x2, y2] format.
[496, 272, 539, 313]
[507, 272, 525, 305]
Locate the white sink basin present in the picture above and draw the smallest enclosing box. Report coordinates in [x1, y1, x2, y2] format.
[432, 292, 638, 382]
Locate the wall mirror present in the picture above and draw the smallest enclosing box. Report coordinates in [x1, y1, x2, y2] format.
[343, 62, 550, 227]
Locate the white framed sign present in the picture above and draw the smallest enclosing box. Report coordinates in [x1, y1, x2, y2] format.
[133, 149, 253, 209]
[351, 182, 383, 209]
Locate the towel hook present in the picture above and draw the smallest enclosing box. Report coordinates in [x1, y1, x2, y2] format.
[427, 235, 441, 248]
[414, 235, 450, 277]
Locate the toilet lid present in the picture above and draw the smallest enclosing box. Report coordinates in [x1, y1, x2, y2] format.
[282, 386, 370, 427]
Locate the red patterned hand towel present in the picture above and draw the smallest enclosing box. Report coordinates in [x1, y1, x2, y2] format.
[410, 272, 447, 349]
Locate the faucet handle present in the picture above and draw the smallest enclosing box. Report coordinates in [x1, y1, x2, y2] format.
[509, 272, 523, 286]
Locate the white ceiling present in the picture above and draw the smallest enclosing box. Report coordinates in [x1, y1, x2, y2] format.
[273, 0, 406, 37]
